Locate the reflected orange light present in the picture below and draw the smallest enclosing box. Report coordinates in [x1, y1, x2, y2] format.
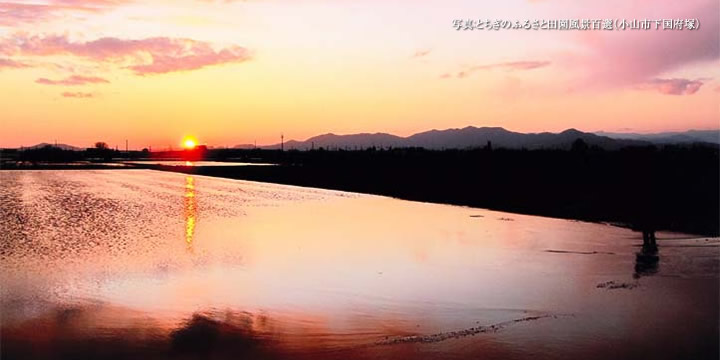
[184, 176, 197, 249]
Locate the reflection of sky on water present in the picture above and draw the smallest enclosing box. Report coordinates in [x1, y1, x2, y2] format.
[0, 170, 717, 359]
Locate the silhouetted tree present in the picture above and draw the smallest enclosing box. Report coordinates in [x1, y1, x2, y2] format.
[571, 138, 589, 152]
[20, 145, 81, 163]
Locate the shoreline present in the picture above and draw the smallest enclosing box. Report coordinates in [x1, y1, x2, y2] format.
[3, 160, 717, 237]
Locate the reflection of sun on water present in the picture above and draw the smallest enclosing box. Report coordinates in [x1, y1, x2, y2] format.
[184, 176, 196, 249]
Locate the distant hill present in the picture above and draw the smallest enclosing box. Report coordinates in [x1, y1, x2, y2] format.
[233, 144, 257, 149]
[595, 130, 720, 145]
[24, 143, 84, 151]
[285, 132, 405, 150]
[264, 127, 651, 150]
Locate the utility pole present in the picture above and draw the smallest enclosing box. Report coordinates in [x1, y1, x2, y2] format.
[125, 139, 128, 153]
[281, 134, 284, 152]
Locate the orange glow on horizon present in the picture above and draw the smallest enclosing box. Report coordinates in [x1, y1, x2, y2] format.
[182, 137, 197, 150]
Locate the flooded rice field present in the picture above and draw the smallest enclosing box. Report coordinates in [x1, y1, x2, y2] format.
[1, 170, 718, 360]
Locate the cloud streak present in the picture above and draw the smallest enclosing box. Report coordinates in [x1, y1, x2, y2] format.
[36, 74, 109, 85]
[61, 91, 94, 98]
[411, 49, 431, 58]
[0, 1, 130, 26]
[640, 78, 705, 95]
[0, 34, 251, 75]
[445, 60, 551, 79]
[473, 61, 551, 71]
[0, 57, 29, 69]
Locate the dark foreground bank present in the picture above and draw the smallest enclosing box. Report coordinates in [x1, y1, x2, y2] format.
[153, 145, 719, 236]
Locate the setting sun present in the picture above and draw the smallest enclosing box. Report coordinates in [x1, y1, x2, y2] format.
[182, 137, 197, 150]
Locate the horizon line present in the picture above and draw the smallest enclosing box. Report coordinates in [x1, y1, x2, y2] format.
[3, 126, 719, 151]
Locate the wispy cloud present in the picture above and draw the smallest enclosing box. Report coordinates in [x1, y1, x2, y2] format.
[61, 91, 94, 98]
[127, 45, 249, 75]
[0, 34, 251, 75]
[411, 49, 431, 59]
[36, 74, 109, 85]
[447, 60, 551, 79]
[639, 78, 706, 95]
[0, 1, 131, 26]
[473, 61, 551, 71]
[0, 57, 29, 69]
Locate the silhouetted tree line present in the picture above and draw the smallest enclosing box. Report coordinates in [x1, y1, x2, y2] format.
[15, 145, 85, 162]
[6, 144, 150, 163]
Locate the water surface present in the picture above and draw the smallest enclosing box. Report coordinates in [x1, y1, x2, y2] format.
[1, 170, 717, 359]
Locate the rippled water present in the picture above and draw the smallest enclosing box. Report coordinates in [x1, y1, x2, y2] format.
[1, 170, 718, 360]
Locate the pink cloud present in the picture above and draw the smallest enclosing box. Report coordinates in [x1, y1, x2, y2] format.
[35, 75, 109, 85]
[61, 91, 94, 98]
[0, 1, 130, 26]
[0, 3, 52, 26]
[640, 78, 705, 95]
[127, 46, 249, 75]
[54, 0, 129, 5]
[0, 34, 251, 75]
[558, 0, 719, 89]
[0, 57, 29, 69]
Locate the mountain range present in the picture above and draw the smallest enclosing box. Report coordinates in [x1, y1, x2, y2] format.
[595, 130, 719, 144]
[11, 128, 718, 152]
[243, 127, 718, 151]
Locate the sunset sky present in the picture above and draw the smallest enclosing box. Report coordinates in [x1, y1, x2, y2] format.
[1, 0, 718, 149]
